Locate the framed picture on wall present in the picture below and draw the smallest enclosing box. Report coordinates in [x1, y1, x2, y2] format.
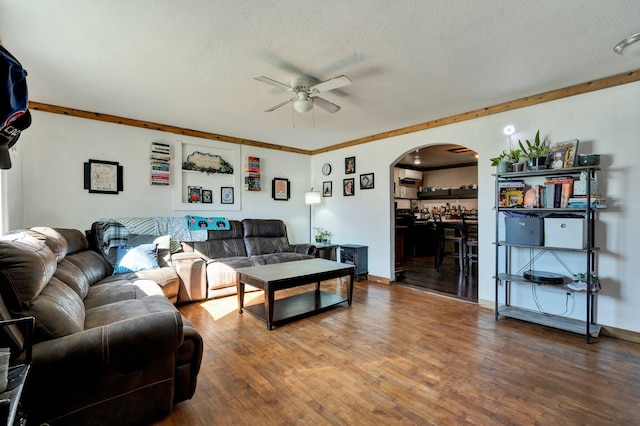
[322, 181, 332, 197]
[272, 178, 290, 200]
[221, 187, 234, 204]
[83, 159, 123, 194]
[187, 186, 202, 203]
[360, 173, 374, 189]
[201, 189, 213, 203]
[343, 178, 355, 196]
[345, 156, 356, 174]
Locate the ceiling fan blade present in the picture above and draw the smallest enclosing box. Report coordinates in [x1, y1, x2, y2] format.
[312, 96, 341, 113]
[264, 97, 296, 112]
[310, 75, 352, 93]
[254, 76, 292, 91]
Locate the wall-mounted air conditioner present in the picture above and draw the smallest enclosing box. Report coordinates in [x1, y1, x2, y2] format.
[398, 169, 423, 182]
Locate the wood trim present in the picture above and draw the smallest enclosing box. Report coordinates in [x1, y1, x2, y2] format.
[27, 102, 311, 155]
[310, 68, 640, 154]
[29, 68, 640, 156]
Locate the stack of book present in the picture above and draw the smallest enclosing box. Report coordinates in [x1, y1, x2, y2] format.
[150, 142, 170, 185]
[244, 156, 261, 191]
[567, 195, 607, 209]
[543, 175, 573, 208]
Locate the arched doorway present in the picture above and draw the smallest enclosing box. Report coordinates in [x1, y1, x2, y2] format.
[392, 143, 479, 302]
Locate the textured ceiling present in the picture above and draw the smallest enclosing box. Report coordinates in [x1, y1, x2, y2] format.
[2, 0, 640, 153]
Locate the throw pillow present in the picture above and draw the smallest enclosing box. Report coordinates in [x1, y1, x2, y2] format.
[127, 234, 173, 267]
[113, 243, 159, 274]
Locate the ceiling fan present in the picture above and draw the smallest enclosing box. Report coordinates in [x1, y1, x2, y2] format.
[254, 74, 351, 114]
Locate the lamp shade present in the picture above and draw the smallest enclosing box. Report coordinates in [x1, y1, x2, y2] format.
[294, 99, 313, 113]
[304, 191, 322, 205]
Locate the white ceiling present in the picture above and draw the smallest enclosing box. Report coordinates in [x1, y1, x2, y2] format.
[2, 0, 640, 154]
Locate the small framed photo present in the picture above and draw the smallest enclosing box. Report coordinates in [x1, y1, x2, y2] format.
[187, 186, 202, 203]
[221, 186, 234, 204]
[83, 159, 123, 194]
[548, 139, 579, 169]
[272, 178, 290, 200]
[360, 173, 374, 189]
[322, 181, 332, 197]
[202, 189, 213, 203]
[345, 156, 356, 174]
[343, 178, 355, 196]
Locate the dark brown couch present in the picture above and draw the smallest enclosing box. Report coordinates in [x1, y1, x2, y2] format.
[0, 227, 203, 425]
[89, 218, 317, 303]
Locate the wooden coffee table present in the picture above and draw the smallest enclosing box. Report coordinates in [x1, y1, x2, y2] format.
[236, 258, 355, 330]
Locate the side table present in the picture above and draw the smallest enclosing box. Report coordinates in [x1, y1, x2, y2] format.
[0, 316, 34, 426]
[314, 244, 338, 261]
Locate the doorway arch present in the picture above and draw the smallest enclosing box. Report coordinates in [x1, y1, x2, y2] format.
[390, 143, 479, 302]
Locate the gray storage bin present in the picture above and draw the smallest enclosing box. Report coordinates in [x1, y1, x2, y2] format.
[505, 216, 544, 246]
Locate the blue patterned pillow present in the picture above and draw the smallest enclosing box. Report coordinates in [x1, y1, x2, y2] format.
[113, 243, 159, 274]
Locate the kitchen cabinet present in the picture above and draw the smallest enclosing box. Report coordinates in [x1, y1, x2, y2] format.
[418, 188, 477, 200]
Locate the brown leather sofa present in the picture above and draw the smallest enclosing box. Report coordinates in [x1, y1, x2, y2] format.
[89, 218, 317, 303]
[0, 227, 203, 425]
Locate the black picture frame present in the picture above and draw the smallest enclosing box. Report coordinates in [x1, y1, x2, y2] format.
[221, 187, 234, 204]
[272, 178, 290, 200]
[202, 189, 213, 203]
[187, 186, 202, 203]
[83, 159, 123, 194]
[343, 178, 355, 196]
[345, 156, 356, 174]
[322, 181, 332, 197]
[360, 173, 374, 189]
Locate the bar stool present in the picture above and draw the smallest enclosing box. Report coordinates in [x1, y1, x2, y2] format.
[433, 213, 464, 270]
[462, 213, 478, 276]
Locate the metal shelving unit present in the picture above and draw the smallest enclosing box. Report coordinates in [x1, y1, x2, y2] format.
[493, 166, 602, 343]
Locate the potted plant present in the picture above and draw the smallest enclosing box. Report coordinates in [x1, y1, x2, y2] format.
[490, 149, 521, 173]
[313, 227, 324, 243]
[518, 130, 550, 170]
[321, 230, 332, 244]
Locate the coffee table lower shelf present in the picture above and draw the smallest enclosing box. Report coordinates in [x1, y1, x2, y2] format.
[244, 290, 348, 327]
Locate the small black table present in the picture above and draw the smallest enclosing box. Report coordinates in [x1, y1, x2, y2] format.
[236, 258, 355, 330]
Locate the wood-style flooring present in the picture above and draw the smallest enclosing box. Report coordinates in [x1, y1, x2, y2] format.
[396, 254, 478, 302]
[155, 279, 640, 425]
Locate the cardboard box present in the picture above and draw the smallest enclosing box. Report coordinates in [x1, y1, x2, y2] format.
[544, 217, 587, 249]
[505, 216, 544, 246]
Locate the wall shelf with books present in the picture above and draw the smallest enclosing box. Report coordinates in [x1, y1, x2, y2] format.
[493, 165, 604, 343]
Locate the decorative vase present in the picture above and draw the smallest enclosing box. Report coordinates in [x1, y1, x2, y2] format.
[527, 156, 548, 171]
[315, 236, 322, 243]
[496, 161, 509, 173]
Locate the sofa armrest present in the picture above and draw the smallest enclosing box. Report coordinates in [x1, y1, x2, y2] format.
[31, 310, 183, 372]
[172, 252, 208, 303]
[290, 243, 316, 256]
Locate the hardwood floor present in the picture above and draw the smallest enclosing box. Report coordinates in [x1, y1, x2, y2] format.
[155, 280, 640, 425]
[396, 254, 478, 302]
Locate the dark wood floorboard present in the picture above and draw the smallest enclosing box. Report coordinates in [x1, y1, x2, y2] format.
[154, 280, 640, 426]
[396, 254, 478, 302]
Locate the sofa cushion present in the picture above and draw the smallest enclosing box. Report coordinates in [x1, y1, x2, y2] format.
[0, 233, 56, 314]
[206, 257, 253, 291]
[27, 277, 85, 341]
[127, 234, 172, 267]
[242, 219, 291, 256]
[27, 227, 68, 262]
[113, 243, 159, 274]
[181, 220, 246, 259]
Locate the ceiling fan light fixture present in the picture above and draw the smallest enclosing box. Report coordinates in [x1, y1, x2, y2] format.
[293, 99, 313, 113]
[614, 32, 640, 57]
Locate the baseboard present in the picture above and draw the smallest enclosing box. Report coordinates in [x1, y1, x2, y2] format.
[478, 299, 640, 344]
[366, 275, 390, 285]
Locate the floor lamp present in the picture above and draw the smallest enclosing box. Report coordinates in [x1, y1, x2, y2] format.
[304, 189, 322, 243]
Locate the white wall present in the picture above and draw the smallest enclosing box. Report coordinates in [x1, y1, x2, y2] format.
[311, 81, 640, 333]
[5, 81, 639, 333]
[7, 112, 312, 243]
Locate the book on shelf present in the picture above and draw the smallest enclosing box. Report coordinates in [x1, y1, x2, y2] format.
[150, 142, 171, 162]
[542, 175, 573, 208]
[497, 180, 524, 207]
[567, 195, 607, 209]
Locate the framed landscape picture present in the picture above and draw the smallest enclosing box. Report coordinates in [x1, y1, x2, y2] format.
[548, 139, 579, 169]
